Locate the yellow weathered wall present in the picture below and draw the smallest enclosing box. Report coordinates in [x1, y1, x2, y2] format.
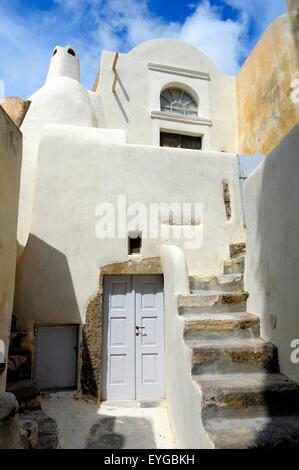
[237, 11, 299, 155]
[0, 107, 22, 391]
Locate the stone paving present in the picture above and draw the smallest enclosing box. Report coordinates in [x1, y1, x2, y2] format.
[42, 393, 175, 449]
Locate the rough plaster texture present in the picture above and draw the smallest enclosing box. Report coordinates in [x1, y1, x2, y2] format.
[245, 124, 299, 385]
[237, 12, 299, 155]
[288, 0, 299, 12]
[14, 124, 245, 332]
[0, 108, 22, 391]
[93, 39, 239, 153]
[81, 258, 162, 400]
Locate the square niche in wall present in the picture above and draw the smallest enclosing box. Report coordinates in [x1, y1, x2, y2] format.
[128, 232, 142, 255]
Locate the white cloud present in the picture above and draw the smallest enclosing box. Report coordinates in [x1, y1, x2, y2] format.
[0, 0, 287, 98]
[224, 0, 286, 30]
[177, 1, 246, 74]
[92, 0, 245, 74]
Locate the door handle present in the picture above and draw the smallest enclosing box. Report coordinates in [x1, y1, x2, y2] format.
[135, 326, 145, 336]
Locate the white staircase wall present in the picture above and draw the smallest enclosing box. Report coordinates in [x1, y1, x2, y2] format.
[161, 244, 213, 448]
[245, 123, 299, 385]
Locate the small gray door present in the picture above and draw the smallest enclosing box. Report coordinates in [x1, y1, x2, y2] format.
[34, 325, 78, 390]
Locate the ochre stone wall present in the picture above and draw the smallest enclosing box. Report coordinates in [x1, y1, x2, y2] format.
[0, 108, 22, 391]
[237, 12, 299, 155]
[81, 257, 162, 401]
[288, 0, 299, 13]
[0, 98, 31, 128]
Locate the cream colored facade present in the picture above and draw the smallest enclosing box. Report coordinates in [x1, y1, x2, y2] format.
[1, 6, 299, 447]
[93, 40, 239, 152]
[14, 39, 244, 331]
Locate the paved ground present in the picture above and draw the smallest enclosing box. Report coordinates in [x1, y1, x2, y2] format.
[42, 393, 175, 449]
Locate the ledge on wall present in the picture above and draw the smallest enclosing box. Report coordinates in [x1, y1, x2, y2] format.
[150, 110, 213, 127]
[147, 62, 211, 81]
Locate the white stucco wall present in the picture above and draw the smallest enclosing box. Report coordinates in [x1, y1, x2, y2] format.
[0, 107, 22, 391]
[245, 124, 299, 384]
[14, 124, 244, 328]
[17, 40, 239, 259]
[94, 39, 239, 153]
[162, 244, 213, 448]
[17, 46, 98, 250]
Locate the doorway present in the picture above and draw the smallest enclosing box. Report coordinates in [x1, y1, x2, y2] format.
[103, 275, 164, 400]
[34, 325, 78, 390]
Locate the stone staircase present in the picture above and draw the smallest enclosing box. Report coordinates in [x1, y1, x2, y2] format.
[178, 243, 299, 448]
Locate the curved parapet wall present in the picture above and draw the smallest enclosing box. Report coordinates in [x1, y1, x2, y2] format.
[93, 38, 239, 153]
[237, 11, 299, 155]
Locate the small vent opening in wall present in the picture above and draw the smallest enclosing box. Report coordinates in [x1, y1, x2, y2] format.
[68, 48, 76, 57]
[128, 233, 142, 255]
[223, 181, 232, 220]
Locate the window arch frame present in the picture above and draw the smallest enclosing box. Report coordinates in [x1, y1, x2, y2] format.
[160, 84, 199, 119]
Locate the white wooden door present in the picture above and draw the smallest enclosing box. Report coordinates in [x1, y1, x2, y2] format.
[104, 275, 164, 400]
[103, 276, 135, 400]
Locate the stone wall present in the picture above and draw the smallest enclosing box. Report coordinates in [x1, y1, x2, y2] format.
[0, 98, 30, 128]
[0, 108, 22, 391]
[236, 11, 299, 155]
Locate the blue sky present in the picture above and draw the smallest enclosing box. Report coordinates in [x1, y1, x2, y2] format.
[0, 0, 286, 97]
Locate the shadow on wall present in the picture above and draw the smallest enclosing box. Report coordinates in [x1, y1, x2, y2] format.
[13, 235, 97, 391]
[246, 125, 299, 382]
[245, 125, 299, 446]
[15, 234, 81, 325]
[85, 415, 156, 449]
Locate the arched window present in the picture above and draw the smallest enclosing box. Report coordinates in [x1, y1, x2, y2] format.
[160, 87, 198, 118]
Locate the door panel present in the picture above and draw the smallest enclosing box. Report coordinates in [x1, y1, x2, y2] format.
[103, 276, 135, 400]
[104, 275, 164, 401]
[134, 276, 164, 400]
[35, 325, 78, 390]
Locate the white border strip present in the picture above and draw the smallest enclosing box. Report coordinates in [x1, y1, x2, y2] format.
[150, 110, 213, 127]
[147, 62, 211, 81]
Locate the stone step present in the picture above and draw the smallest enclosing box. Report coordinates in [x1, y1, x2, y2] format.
[9, 330, 34, 354]
[224, 255, 245, 274]
[6, 380, 41, 411]
[230, 242, 246, 259]
[178, 292, 248, 315]
[7, 354, 31, 382]
[204, 411, 299, 449]
[190, 273, 244, 294]
[20, 409, 59, 449]
[184, 312, 260, 341]
[195, 373, 299, 411]
[188, 339, 278, 375]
